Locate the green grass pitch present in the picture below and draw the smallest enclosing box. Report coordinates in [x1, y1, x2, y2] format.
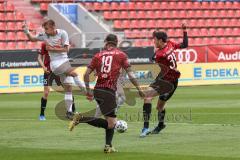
[0, 85, 240, 160]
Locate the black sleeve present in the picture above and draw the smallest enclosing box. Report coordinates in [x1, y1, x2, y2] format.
[180, 31, 188, 49]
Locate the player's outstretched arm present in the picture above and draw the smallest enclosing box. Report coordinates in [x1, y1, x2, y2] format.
[180, 23, 188, 48]
[22, 23, 38, 42]
[125, 67, 145, 98]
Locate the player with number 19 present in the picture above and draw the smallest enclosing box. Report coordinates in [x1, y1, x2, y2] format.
[69, 34, 144, 153]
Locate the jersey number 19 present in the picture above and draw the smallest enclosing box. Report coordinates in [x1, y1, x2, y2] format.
[101, 55, 113, 73]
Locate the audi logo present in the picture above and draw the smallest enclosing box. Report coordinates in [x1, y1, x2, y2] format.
[175, 49, 198, 64]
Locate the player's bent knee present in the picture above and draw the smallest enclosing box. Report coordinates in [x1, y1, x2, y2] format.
[106, 118, 117, 129]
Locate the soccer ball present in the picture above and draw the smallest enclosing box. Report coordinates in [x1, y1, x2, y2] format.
[115, 120, 128, 133]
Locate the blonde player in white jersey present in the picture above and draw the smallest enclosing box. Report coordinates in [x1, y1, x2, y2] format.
[23, 19, 85, 119]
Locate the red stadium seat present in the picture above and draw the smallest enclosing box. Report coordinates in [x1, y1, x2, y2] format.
[195, 10, 203, 18]
[113, 20, 121, 29]
[185, 2, 193, 9]
[172, 19, 181, 28]
[40, 3, 48, 12]
[6, 3, 15, 12]
[6, 12, 15, 21]
[192, 2, 201, 9]
[146, 11, 154, 19]
[175, 1, 184, 10]
[192, 28, 200, 37]
[167, 29, 175, 37]
[211, 10, 218, 18]
[161, 10, 169, 19]
[225, 1, 232, 9]
[201, 2, 209, 10]
[132, 29, 140, 38]
[26, 41, 36, 49]
[147, 20, 155, 29]
[206, 19, 215, 27]
[194, 38, 202, 45]
[188, 19, 197, 27]
[216, 28, 224, 36]
[178, 10, 186, 18]
[0, 3, 4, 12]
[110, 2, 119, 10]
[130, 20, 138, 29]
[216, 1, 225, 9]
[156, 19, 163, 28]
[225, 28, 233, 36]
[232, 28, 239, 36]
[93, 2, 101, 11]
[0, 42, 7, 49]
[101, 2, 110, 11]
[233, 1, 240, 9]
[84, 2, 93, 11]
[124, 29, 132, 38]
[152, 2, 160, 10]
[202, 10, 210, 18]
[119, 2, 128, 10]
[28, 22, 36, 31]
[236, 10, 240, 17]
[218, 37, 227, 44]
[171, 10, 179, 18]
[168, 2, 177, 10]
[136, 2, 144, 10]
[128, 2, 135, 10]
[235, 37, 240, 44]
[17, 41, 26, 49]
[0, 12, 4, 21]
[15, 12, 25, 21]
[119, 11, 128, 19]
[227, 37, 235, 44]
[7, 42, 17, 50]
[200, 28, 208, 37]
[209, 1, 218, 9]
[144, 2, 152, 10]
[226, 10, 234, 18]
[122, 20, 130, 29]
[222, 19, 230, 27]
[210, 38, 219, 45]
[137, 11, 145, 19]
[103, 11, 111, 20]
[112, 11, 119, 19]
[159, 2, 167, 10]
[0, 22, 6, 31]
[129, 11, 137, 19]
[230, 19, 238, 27]
[134, 40, 142, 47]
[6, 31, 16, 41]
[175, 29, 182, 37]
[17, 31, 28, 40]
[0, 32, 6, 41]
[187, 10, 195, 19]
[7, 22, 16, 31]
[198, 19, 205, 27]
[209, 28, 216, 36]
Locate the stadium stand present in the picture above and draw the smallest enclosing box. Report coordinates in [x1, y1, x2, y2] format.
[0, 0, 43, 50]
[0, 0, 239, 49]
[30, 0, 240, 47]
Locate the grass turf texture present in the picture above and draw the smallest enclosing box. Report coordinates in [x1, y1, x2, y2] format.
[0, 85, 240, 160]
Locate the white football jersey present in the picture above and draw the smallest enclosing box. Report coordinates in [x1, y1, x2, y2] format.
[36, 29, 69, 61]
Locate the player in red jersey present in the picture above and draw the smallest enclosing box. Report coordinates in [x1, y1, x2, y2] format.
[69, 34, 144, 153]
[140, 24, 188, 137]
[37, 43, 75, 120]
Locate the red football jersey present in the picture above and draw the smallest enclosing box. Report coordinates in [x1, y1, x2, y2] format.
[88, 47, 130, 91]
[155, 40, 181, 82]
[39, 43, 51, 71]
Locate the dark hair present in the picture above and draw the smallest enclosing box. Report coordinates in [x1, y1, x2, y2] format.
[104, 34, 118, 46]
[153, 31, 168, 43]
[42, 19, 55, 27]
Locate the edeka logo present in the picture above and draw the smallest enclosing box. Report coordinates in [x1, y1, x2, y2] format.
[9, 74, 44, 86]
[194, 67, 239, 79]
